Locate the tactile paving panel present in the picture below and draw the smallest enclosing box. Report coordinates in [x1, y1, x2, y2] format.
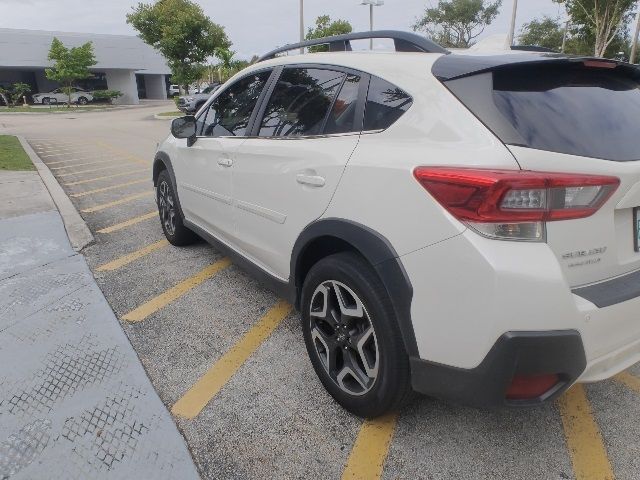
[0, 212, 198, 479]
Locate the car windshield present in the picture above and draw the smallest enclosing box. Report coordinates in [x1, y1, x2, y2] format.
[202, 85, 218, 94]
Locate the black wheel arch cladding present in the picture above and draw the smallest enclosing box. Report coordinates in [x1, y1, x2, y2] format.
[292, 218, 418, 357]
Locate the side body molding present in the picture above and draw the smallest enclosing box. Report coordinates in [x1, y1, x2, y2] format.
[291, 219, 418, 356]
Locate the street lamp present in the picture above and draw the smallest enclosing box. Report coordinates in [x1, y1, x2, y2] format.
[299, 0, 304, 54]
[361, 0, 384, 49]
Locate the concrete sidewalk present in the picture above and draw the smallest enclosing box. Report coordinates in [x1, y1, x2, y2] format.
[0, 170, 199, 479]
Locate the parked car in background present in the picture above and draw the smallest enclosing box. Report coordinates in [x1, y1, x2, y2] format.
[177, 83, 221, 114]
[168, 84, 180, 97]
[32, 87, 93, 105]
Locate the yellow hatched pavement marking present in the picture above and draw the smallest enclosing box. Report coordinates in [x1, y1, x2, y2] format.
[557, 385, 614, 480]
[80, 191, 152, 213]
[57, 163, 132, 177]
[64, 168, 147, 186]
[96, 210, 157, 234]
[47, 156, 111, 166]
[342, 412, 399, 480]
[95, 140, 149, 165]
[71, 179, 148, 198]
[171, 299, 292, 419]
[122, 258, 232, 323]
[96, 239, 169, 272]
[51, 159, 123, 170]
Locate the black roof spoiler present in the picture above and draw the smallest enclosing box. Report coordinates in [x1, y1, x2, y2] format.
[432, 53, 638, 81]
[257, 30, 449, 63]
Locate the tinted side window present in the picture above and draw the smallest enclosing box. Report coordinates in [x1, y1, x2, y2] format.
[258, 68, 345, 137]
[363, 77, 412, 131]
[324, 74, 362, 135]
[199, 71, 270, 137]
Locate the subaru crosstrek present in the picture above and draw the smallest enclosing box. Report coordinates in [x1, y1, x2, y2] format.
[152, 31, 640, 417]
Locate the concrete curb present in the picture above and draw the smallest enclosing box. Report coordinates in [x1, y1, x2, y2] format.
[18, 136, 94, 251]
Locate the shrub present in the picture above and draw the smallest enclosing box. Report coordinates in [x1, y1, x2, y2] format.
[92, 90, 123, 104]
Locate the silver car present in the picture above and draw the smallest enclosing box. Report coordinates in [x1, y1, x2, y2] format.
[32, 87, 94, 105]
[177, 84, 220, 114]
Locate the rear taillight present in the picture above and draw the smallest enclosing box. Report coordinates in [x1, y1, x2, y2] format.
[414, 167, 619, 241]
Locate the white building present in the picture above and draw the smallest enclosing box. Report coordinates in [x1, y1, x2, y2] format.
[0, 28, 171, 104]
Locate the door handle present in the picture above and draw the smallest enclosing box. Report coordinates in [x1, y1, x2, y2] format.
[296, 174, 325, 187]
[217, 158, 233, 167]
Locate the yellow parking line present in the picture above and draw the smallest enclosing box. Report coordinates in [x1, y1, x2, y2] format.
[64, 168, 147, 186]
[80, 191, 152, 213]
[51, 159, 121, 170]
[95, 140, 149, 165]
[47, 156, 111, 166]
[71, 179, 148, 198]
[96, 210, 157, 234]
[557, 385, 614, 480]
[57, 163, 132, 177]
[96, 239, 169, 272]
[122, 258, 232, 323]
[171, 299, 292, 419]
[614, 371, 640, 394]
[342, 412, 399, 480]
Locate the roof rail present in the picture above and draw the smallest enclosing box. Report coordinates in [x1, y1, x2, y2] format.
[257, 30, 449, 62]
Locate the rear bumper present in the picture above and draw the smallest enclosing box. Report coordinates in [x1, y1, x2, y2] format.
[401, 229, 640, 405]
[410, 330, 586, 407]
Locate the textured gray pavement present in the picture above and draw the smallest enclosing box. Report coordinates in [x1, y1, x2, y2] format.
[0, 168, 199, 479]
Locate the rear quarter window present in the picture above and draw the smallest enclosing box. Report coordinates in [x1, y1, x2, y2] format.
[364, 77, 412, 131]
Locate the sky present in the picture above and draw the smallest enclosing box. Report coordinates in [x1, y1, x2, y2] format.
[1, 0, 568, 59]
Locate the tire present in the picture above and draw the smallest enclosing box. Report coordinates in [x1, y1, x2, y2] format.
[77, 96, 88, 105]
[156, 170, 197, 246]
[301, 252, 411, 418]
[42, 97, 51, 105]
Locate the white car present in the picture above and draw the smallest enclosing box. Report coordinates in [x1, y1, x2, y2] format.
[168, 84, 180, 97]
[32, 87, 93, 105]
[153, 31, 640, 417]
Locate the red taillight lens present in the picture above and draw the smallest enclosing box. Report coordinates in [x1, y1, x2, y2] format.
[414, 167, 619, 223]
[505, 374, 560, 400]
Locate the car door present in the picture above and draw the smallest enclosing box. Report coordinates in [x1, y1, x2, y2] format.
[231, 67, 367, 279]
[173, 69, 272, 243]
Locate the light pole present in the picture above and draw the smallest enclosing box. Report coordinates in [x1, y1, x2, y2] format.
[506, 0, 518, 47]
[361, 0, 384, 50]
[561, 20, 570, 53]
[299, 0, 304, 54]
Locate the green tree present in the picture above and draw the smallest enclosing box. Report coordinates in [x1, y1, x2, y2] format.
[413, 0, 502, 48]
[45, 38, 96, 107]
[306, 15, 353, 52]
[554, 0, 635, 57]
[211, 48, 249, 82]
[518, 16, 565, 51]
[127, 0, 230, 93]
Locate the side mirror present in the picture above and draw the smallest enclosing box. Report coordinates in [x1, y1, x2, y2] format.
[171, 116, 197, 146]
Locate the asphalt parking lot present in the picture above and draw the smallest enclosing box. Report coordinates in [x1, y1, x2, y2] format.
[2, 104, 640, 479]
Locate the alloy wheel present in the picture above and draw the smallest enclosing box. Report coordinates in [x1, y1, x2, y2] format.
[158, 180, 176, 236]
[309, 280, 379, 396]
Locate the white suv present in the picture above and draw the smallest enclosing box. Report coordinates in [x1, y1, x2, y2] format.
[153, 31, 640, 417]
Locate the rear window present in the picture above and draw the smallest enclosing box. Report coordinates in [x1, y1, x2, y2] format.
[446, 63, 640, 162]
